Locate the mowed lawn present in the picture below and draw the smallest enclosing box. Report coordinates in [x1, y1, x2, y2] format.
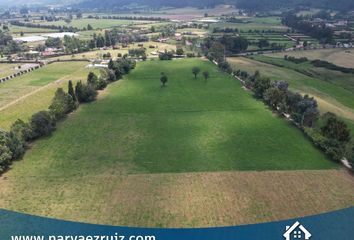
[14, 59, 334, 173]
[0, 59, 348, 227]
[0, 61, 93, 130]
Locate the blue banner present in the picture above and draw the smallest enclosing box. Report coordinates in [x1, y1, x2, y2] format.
[0, 207, 353, 240]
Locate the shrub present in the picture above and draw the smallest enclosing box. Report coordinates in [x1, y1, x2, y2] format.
[30, 111, 56, 139]
[10, 119, 32, 142]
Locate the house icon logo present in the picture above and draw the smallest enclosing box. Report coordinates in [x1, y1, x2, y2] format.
[283, 221, 312, 240]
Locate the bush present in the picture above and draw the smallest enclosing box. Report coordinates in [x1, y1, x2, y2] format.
[30, 111, 56, 139]
[10, 119, 32, 142]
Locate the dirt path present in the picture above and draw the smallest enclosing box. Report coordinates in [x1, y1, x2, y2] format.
[0, 83, 54, 112]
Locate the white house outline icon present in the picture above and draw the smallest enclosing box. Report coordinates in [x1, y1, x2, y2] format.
[283, 221, 312, 240]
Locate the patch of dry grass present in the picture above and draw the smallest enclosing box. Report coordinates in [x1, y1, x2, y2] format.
[0, 170, 352, 227]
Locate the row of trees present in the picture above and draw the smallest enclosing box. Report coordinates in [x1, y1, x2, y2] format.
[10, 21, 80, 33]
[0, 58, 136, 174]
[160, 67, 210, 87]
[234, 70, 353, 167]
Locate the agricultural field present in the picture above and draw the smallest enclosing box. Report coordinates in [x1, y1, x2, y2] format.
[267, 48, 354, 68]
[1, 59, 352, 228]
[33, 19, 154, 30]
[0, 61, 95, 130]
[48, 42, 176, 61]
[0, 63, 20, 78]
[211, 17, 289, 32]
[227, 56, 354, 135]
[9, 25, 57, 34]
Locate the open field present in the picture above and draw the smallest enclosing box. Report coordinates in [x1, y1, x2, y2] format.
[0, 169, 352, 227]
[267, 48, 354, 68]
[33, 19, 153, 29]
[0, 63, 19, 78]
[228, 56, 354, 136]
[211, 17, 289, 32]
[0, 59, 349, 227]
[9, 25, 57, 34]
[48, 42, 176, 60]
[0, 62, 94, 130]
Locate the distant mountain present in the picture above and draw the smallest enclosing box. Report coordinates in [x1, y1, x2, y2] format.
[0, 0, 78, 7]
[237, 0, 354, 12]
[73, 0, 354, 12]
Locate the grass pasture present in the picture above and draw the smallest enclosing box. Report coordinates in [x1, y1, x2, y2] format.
[0, 63, 19, 78]
[267, 48, 354, 68]
[48, 42, 176, 61]
[0, 59, 349, 228]
[34, 19, 153, 30]
[0, 61, 94, 130]
[211, 17, 288, 32]
[228, 56, 354, 136]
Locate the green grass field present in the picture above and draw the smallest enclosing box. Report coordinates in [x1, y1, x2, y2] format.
[0, 62, 94, 130]
[34, 19, 152, 29]
[5, 59, 334, 172]
[228, 56, 354, 137]
[0, 59, 350, 227]
[267, 49, 354, 68]
[211, 17, 289, 32]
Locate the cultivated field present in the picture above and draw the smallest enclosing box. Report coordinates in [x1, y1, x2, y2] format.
[34, 19, 153, 29]
[267, 48, 354, 68]
[0, 61, 94, 130]
[211, 17, 289, 31]
[48, 42, 176, 61]
[1, 59, 351, 228]
[228, 56, 354, 133]
[0, 63, 19, 78]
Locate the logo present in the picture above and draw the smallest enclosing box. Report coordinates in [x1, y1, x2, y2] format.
[283, 221, 312, 240]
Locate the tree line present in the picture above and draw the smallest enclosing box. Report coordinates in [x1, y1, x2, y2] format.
[0, 58, 136, 174]
[233, 69, 354, 168]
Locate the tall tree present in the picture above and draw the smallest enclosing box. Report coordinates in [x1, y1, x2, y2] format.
[192, 67, 201, 79]
[68, 80, 76, 102]
[160, 72, 168, 87]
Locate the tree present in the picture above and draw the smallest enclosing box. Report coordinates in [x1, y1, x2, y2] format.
[208, 42, 224, 63]
[68, 80, 77, 102]
[192, 67, 201, 79]
[49, 88, 75, 120]
[75, 81, 97, 103]
[258, 39, 270, 49]
[0, 130, 12, 172]
[321, 113, 351, 143]
[202, 71, 210, 82]
[160, 73, 168, 87]
[30, 111, 56, 139]
[252, 76, 271, 99]
[45, 37, 62, 48]
[87, 72, 98, 89]
[176, 48, 184, 56]
[87, 24, 93, 30]
[10, 119, 31, 142]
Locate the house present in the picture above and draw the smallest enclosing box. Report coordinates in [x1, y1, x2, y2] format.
[283, 221, 311, 240]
